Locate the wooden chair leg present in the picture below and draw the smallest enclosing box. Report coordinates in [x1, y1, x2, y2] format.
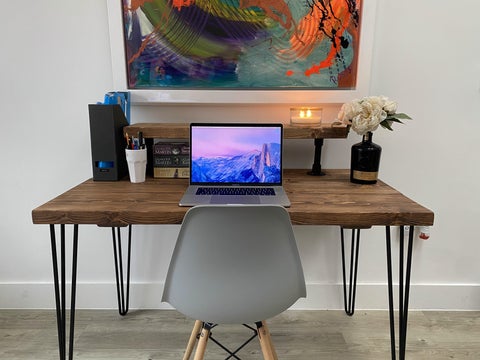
[193, 323, 211, 360]
[257, 321, 278, 360]
[183, 320, 203, 360]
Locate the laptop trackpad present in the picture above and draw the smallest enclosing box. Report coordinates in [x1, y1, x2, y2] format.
[210, 195, 260, 204]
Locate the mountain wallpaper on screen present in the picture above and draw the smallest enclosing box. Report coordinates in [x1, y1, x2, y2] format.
[191, 143, 281, 183]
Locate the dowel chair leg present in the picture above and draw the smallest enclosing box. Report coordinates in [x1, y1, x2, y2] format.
[256, 321, 277, 360]
[263, 321, 278, 360]
[193, 323, 211, 360]
[183, 320, 202, 360]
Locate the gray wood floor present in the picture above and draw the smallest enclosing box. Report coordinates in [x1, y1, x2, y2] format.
[0, 310, 479, 359]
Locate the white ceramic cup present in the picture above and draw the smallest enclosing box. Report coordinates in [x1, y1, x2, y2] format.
[125, 148, 147, 183]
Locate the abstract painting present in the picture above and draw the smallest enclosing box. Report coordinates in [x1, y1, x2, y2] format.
[121, 0, 363, 89]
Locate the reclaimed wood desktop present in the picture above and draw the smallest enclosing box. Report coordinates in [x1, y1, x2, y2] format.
[32, 169, 434, 360]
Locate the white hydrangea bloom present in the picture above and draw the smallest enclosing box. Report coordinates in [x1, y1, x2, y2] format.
[338, 96, 402, 135]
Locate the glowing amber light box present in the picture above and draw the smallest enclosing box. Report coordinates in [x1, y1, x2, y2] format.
[290, 107, 322, 126]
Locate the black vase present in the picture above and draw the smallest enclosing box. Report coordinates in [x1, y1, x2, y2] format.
[350, 131, 382, 184]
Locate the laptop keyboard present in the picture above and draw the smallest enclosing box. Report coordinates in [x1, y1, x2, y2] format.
[196, 187, 275, 196]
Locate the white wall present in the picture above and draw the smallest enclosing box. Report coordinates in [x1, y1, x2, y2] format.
[1, 0, 479, 310]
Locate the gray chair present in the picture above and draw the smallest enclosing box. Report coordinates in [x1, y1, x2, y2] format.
[162, 205, 306, 360]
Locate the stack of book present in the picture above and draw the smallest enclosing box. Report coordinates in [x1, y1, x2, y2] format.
[153, 141, 190, 178]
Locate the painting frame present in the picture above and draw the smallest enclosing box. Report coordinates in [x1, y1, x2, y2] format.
[107, 0, 377, 104]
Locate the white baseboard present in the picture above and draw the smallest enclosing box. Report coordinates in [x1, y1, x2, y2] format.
[1, 282, 479, 310]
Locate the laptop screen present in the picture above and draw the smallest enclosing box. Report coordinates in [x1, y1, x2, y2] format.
[190, 123, 283, 185]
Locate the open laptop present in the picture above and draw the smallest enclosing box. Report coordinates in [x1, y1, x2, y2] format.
[179, 123, 290, 207]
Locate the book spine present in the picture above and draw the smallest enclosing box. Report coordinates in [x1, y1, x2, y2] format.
[153, 167, 190, 178]
[153, 142, 190, 155]
[153, 155, 189, 167]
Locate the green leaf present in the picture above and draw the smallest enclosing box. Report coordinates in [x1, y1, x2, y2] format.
[386, 117, 404, 124]
[380, 120, 394, 131]
[393, 113, 412, 120]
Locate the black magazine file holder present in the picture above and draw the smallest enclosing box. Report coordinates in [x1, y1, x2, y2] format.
[89, 104, 128, 181]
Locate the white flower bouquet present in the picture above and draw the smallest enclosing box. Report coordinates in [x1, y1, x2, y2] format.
[338, 96, 412, 136]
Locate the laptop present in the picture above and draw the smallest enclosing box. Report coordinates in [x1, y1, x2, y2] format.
[179, 123, 291, 207]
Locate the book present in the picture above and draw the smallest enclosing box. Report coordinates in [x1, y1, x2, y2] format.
[154, 167, 190, 178]
[153, 155, 189, 167]
[153, 142, 189, 156]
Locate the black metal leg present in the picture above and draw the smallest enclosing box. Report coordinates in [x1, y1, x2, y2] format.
[112, 225, 132, 316]
[50, 224, 79, 360]
[386, 226, 414, 360]
[308, 138, 326, 176]
[340, 227, 360, 316]
[205, 323, 258, 360]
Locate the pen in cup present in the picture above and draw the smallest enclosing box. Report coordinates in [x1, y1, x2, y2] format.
[125, 132, 131, 149]
[125, 132, 144, 150]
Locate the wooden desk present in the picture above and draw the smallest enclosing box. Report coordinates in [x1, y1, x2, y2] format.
[32, 169, 433, 227]
[32, 169, 434, 360]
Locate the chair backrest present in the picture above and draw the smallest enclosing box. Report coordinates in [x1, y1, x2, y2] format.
[162, 205, 306, 324]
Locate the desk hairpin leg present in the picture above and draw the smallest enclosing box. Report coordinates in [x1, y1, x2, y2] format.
[386, 226, 414, 360]
[112, 225, 132, 316]
[50, 224, 79, 360]
[340, 227, 361, 316]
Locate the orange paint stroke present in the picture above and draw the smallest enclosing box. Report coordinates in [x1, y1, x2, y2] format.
[126, 3, 175, 66]
[172, 0, 195, 11]
[304, 36, 340, 76]
[128, 0, 154, 12]
[288, 11, 320, 59]
[128, 22, 164, 65]
[286, 1, 355, 77]
[290, 1, 347, 59]
[239, 0, 293, 30]
[285, 70, 294, 77]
